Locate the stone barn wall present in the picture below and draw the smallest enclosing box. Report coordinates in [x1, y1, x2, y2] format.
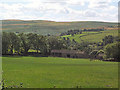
[51, 50, 89, 58]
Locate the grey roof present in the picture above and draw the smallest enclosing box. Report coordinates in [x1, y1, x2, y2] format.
[51, 49, 85, 54]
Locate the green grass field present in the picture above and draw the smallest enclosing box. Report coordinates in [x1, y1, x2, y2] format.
[2, 57, 118, 88]
[62, 30, 118, 43]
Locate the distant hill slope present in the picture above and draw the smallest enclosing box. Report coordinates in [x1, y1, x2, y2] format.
[1, 20, 117, 35]
[62, 29, 118, 43]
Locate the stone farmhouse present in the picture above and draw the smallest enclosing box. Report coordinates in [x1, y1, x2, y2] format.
[51, 50, 89, 58]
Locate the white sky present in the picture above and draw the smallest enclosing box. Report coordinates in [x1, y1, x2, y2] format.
[0, 0, 119, 22]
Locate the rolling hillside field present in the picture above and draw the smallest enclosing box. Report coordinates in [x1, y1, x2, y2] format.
[62, 29, 118, 43]
[2, 57, 118, 88]
[1, 20, 117, 35]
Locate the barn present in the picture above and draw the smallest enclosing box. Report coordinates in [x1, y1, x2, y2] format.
[51, 50, 89, 58]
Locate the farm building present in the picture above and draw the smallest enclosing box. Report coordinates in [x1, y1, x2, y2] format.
[51, 50, 89, 58]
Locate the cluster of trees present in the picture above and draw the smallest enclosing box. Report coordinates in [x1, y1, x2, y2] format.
[104, 42, 120, 61]
[2, 32, 67, 55]
[60, 29, 82, 36]
[60, 28, 104, 36]
[83, 28, 104, 32]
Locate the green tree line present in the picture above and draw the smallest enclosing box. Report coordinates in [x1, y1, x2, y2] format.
[2, 32, 67, 55]
[2, 32, 120, 61]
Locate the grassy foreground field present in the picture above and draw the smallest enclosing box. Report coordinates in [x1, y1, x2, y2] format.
[2, 57, 118, 88]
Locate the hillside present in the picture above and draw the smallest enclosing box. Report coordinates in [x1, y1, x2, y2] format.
[62, 29, 118, 43]
[1, 20, 117, 35]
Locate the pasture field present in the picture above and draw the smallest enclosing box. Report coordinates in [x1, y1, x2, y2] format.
[2, 20, 117, 35]
[2, 57, 118, 88]
[62, 30, 118, 43]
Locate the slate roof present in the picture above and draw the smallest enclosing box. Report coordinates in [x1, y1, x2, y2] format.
[51, 50, 85, 54]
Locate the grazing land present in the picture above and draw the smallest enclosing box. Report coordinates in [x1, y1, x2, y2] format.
[1, 20, 117, 35]
[62, 29, 118, 43]
[2, 57, 118, 88]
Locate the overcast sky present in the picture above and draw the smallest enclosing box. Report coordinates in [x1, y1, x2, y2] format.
[0, 0, 119, 22]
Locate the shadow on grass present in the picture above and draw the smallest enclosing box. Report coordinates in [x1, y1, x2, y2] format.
[2, 54, 49, 58]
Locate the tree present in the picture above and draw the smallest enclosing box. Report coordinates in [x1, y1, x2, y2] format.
[27, 33, 47, 54]
[71, 33, 74, 36]
[89, 50, 99, 60]
[97, 50, 104, 55]
[47, 36, 67, 52]
[9, 32, 20, 54]
[2, 32, 10, 54]
[27, 33, 40, 53]
[19, 33, 31, 55]
[102, 35, 114, 46]
[80, 31, 82, 34]
[104, 42, 120, 61]
[39, 36, 48, 55]
[77, 41, 91, 51]
[84, 46, 93, 54]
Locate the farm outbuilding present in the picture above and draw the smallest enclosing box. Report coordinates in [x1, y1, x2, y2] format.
[51, 50, 89, 58]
